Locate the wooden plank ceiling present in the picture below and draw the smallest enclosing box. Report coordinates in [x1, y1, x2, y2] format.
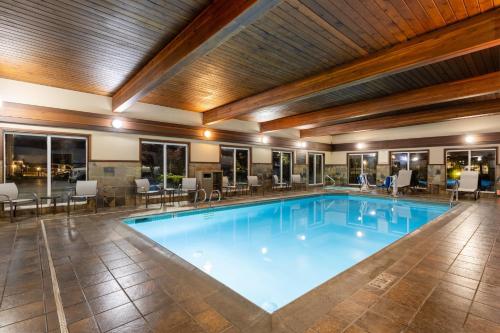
[0, 0, 499, 138]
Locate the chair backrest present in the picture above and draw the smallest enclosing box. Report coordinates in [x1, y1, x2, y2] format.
[291, 174, 301, 184]
[181, 178, 197, 190]
[135, 179, 150, 192]
[397, 170, 412, 187]
[273, 174, 280, 184]
[0, 183, 18, 200]
[76, 180, 97, 196]
[459, 171, 479, 191]
[222, 176, 229, 187]
[247, 176, 259, 186]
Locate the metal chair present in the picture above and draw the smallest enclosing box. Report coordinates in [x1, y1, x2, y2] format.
[272, 175, 290, 191]
[0, 183, 39, 223]
[178, 178, 198, 205]
[247, 176, 264, 196]
[222, 176, 237, 197]
[67, 180, 98, 216]
[291, 174, 306, 191]
[134, 179, 162, 208]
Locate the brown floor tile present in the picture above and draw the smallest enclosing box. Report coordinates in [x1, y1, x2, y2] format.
[327, 299, 365, 323]
[0, 288, 44, 311]
[116, 271, 151, 289]
[435, 280, 476, 300]
[426, 289, 472, 312]
[448, 266, 483, 281]
[95, 302, 141, 332]
[385, 279, 429, 310]
[474, 290, 500, 309]
[0, 301, 44, 327]
[68, 316, 100, 333]
[124, 280, 160, 301]
[159, 319, 206, 333]
[413, 299, 468, 331]
[483, 267, 500, 286]
[84, 280, 121, 300]
[464, 314, 500, 333]
[308, 314, 349, 333]
[145, 305, 191, 332]
[108, 318, 151, 333]
[470, 301, 500, 324]
[371, 297, 415, 325]
[194, 308, 232, 333]
[349, 289, 379, 308]
[355, 311, 405, 333]
[89, 290, 130, 314]
[478, 282, 500, 297]
[110, 263, 142, 279]
[133, 292, 173, 316]
[78, 271, 114, 288]
[442, 272, 480, 290]
[0, 315, 46, 333]
[104, 257, 134, 270]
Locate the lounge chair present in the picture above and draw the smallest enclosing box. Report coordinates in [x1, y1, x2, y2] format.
[456, 171, 480, 200]
[178, 178, 199, 205]
[291, 174, 306, 191]
[272, 175, 290, 191]
[0, 183, 39, 223]
[247, 176, 264, 196]
[67, 180, 98, 216]
[222, 176, 237, 197]
[377, 176, 394, 193]
[393, 170, 412, 195]
[134, 179, 162, 208]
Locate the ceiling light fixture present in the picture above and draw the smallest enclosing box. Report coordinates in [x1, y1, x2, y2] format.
[203, 129, 212, 138]
[465, 135, 475, 144]
[111, 119, 123, 129]
[298, 141, 307, 148]
[356, 142, 366, 150]
[261, 136, 270, 144]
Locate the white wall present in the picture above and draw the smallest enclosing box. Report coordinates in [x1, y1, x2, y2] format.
[252, 147, 272, 163]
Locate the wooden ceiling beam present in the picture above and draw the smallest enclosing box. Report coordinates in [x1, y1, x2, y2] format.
[203, 9, 500, 124]
[261, 71, 500, 132]
[112, 0, 280, 113]
[300, 99, 500, 137]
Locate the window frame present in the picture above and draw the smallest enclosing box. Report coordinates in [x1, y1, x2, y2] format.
[347, 152, 378, 185]
[272, 150, 293, 184]
[445, 147, 497, 193]
[219, 146, 251, 185]
[3, 130, 89, 197]
[140, 139, 189, 189]
[308, 152, 324, 185]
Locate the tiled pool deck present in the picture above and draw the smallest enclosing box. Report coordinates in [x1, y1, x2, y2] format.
[0, 191, 499, 332]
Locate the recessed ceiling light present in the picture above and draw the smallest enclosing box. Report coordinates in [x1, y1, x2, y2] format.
[356, 142, 366, 149]
[111, 119, 123, 129]
[261, 136, 270, 144]
[203, 129, 212, 138]
[465, 135, 475, 144]
[298, 141, 307, 148]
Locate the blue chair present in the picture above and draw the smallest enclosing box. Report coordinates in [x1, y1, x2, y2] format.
[377, 176, 393, 193]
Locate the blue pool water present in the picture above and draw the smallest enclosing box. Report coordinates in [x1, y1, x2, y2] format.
[125, 195, 449, 313]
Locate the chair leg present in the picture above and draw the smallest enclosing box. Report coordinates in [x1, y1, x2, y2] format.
[94, 197, 97, 213]
[67, 199, 71, 217]
[9, 202, 13, 223]
[145, 194, 148, 208]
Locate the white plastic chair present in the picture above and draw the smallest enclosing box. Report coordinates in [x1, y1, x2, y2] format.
[456, 171, 479, 200]
[393, 170, 412, 195]
[272, 175, 290, 191]
[0, 183, 39, 222]
[222, 176, 237, 196]
[291, 174, 306, 190]
[67, 180, 98, 216]
[247, 176, 263, 196]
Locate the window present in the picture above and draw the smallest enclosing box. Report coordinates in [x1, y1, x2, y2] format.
[446, 149, 496, 192]
[391, 151, 429, 187]
[4, 133, 88, 200]
[140, 141, 188, 188]
[273, 151, 292, 184]
[220, 147, 249, 184]
[348, 153, 377, 185]
[308, 153, 324, 185]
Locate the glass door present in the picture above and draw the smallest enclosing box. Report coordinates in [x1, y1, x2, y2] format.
[348, 153, 377, 185]
[273, 151, 293, 184]
[446, 149, 496, 192]
[308, 153, 324, 185]
[221, 147, 249, 185]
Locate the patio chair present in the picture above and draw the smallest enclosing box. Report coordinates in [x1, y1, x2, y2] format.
[0, 183, 39, 223]
[291, 174, 306, 191]
[377, 176, 394, 193]
[134, 179, 162, 208]
[456, 171, 480, 200]
[222, 176, 237, 197]
[247, 176, 264, 196]
[272, 175, 290, 191]
[67, 180, 98, 216]
[393, 170, 412, 195]
[178, 178, 199, 205]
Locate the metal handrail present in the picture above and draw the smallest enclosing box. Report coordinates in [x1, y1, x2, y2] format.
[194, 189, 207, 208]
[208, 190, 221, 207]
[325, 175, 335, 185]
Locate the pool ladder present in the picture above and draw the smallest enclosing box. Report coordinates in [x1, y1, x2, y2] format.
[193, 189, 221, 208]
[449, 184, 459, 207]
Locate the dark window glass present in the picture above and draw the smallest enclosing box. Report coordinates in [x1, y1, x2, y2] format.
[221, 148, 248, 184]
[141, 143, 164, 186]
[235, 149, 249, 183]
[390, 153, 408, 176]
[166, 145, 186, 188]
[363, 154, 377, 184]
[348, 153, 377, 184]
[446, 151, 469, 189]
[315, 154, 323, 184]
[471, 150, 496, 192]
[51, 137, 87, 200]
[273, 151, 293, 184]
[5, 134, 47, 196]
[409, 152, 428, 187]
[221, 148, 234, 184]
[348, 155, 362, 184]
[308, 154, 324, 185]
[308, 155, 315, 184]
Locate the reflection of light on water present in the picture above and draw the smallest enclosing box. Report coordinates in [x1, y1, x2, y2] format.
[356, 231, 364, 238]
[193, 250, 203, 258]
[261, 301, 278, 313]
[297, 234, 306, 241]
[369, 210, 376, 216]
[261, 247, 268, 255]
[203, 261, 212, 273]
[357, 216, 362, 221]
